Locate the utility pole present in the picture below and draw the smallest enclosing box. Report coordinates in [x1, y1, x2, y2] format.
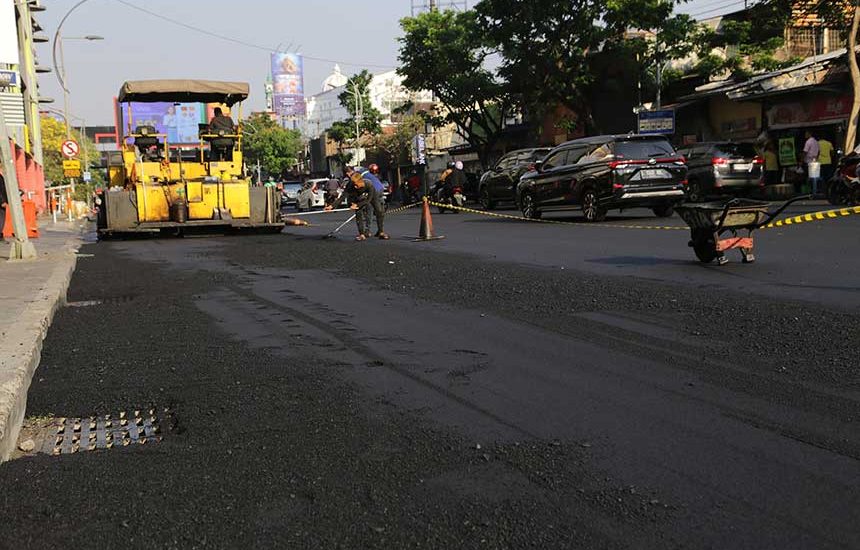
[0, 107, 37, 260]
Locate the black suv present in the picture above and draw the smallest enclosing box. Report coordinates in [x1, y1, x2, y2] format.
[674, 142, 763, 202]
[516, 135, 687, 221]
[479, 147, 551, 209]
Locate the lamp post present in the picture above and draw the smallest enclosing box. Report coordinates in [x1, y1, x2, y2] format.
[52, 0, 102, 192]
[346, 81, 363, 164]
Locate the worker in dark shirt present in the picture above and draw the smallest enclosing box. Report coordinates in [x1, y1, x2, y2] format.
[325, 167, 388, 241]
[208, 107, 235, 134]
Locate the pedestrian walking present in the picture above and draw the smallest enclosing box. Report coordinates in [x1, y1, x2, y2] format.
[325, 167, 388, 240]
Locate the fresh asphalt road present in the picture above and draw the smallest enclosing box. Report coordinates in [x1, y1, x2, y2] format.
[294, 200, 860, 310]
[0, 200, 858, 549]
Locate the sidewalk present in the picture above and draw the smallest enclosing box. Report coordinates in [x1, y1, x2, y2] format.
[0, 219, 89, 461]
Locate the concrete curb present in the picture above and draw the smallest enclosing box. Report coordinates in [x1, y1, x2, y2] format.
[0, 231, 84, 462]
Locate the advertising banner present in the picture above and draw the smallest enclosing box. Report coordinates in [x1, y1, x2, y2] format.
[128, 102, 206, 144]
[0, 0, 18, 65]
[767, 96, 851, 129]
[271, 53, 305, 118]
[778, 137, 797, 166]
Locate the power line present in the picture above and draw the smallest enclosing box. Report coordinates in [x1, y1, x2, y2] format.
[112, 0, 395, 70]
[688, 0, 750, 19]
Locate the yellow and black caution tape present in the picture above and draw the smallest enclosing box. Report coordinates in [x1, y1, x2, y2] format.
[386, 201, 422, 215]
[427, 200, 860, 232]
[763, 205, 860, 229]
[427, 201, 687, 230]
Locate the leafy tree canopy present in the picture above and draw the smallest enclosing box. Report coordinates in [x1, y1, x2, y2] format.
[241, 113, 303, 178]
[327, 70, 383, 145]
[398, 9, 508, 167]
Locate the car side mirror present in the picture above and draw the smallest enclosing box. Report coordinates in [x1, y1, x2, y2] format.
[534, 160, 543, 172]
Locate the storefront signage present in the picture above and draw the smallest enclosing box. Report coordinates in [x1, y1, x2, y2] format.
[0, 69, 18, 88]
[767, 96, 851, 129]
[638, 109, 675, 135]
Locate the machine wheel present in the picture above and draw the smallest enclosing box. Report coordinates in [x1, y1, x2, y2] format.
[520, 193, 541, 219]
[581, 189, 606, 222]
[686, 180, 704, 203]
[652, 205, 675, 218]
[480, 188, 496, 210]
[691, 231, 717, 263]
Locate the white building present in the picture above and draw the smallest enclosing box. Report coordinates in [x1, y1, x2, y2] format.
[304, 65, 434, 139]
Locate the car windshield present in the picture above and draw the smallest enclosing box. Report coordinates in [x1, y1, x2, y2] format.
[283, 183, 302, 191]
[614, 139, 675, 159]
[714, 143, 757, 159]
[531, 149, 551, 160]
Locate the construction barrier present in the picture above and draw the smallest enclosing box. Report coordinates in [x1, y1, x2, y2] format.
[2, 199, 39, 238]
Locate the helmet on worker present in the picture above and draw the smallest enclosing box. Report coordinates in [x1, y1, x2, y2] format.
[368, 163, 380, 175]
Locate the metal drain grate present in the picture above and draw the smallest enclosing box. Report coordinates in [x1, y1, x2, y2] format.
[42, 408, 174, 455]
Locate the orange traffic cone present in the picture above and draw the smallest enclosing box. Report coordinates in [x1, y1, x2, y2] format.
[413, 196, 444, 241]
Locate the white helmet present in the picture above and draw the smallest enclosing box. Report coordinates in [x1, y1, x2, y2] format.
[454, 161, 464, 170]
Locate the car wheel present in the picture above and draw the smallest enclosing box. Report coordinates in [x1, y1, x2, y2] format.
[686, 180, 703, 203]
[480, 188, 495, 210]
[581, 189, 606, 222]
[520, 193, 541, 219]
[652, 205, 674, 218]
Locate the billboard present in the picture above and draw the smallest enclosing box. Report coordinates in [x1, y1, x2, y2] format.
[271, 52, 305, 118]
[125, 102, 207, 144]
[0, 0, 18, 65]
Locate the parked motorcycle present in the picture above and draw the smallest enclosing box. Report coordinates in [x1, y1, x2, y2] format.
[433, 182, 465, 213]
[826, 149, 860, 206]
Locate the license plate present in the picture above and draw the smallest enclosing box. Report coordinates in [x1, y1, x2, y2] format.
[733, 163, 752, 171]
[637, 169, 671, 180]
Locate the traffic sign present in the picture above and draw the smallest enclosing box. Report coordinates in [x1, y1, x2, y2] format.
[61, 139, 80, 159]
[63, 159, 81, 178]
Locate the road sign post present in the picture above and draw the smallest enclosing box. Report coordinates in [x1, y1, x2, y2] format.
[61, 139, 79, 192]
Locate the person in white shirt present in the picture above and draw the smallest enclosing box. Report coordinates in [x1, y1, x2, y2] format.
[802, 130, 821, 196]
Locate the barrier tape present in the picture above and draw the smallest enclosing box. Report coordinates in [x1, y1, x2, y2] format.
[427, 201, 687, 230]
[763, 205, 860, 229]
[426, 200, 860, 232]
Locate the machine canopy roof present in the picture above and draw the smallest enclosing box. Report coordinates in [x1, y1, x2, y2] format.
[118, 80, 249, 105]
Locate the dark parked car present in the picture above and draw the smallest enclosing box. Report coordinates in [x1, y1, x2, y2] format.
[479, 147, 551, 209]
[516, 135, 687, 222]
[675, 142, 763, 202]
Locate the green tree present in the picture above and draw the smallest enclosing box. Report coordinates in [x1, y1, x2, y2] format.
[398, 9, 509, 168]
[40, 115, 102, 199]
[476, 0, 699, 127]
[241, 113, 303, 178]
[365, 114, 425, 183]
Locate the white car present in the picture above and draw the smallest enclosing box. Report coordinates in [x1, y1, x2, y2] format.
[296, 179, 328, 211]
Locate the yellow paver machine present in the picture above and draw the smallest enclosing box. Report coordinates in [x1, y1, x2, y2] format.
[97, 79, 282, 236]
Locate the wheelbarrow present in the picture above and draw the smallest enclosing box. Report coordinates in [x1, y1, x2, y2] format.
[675, 196, 809, 265]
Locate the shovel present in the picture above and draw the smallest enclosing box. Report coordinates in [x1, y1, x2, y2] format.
[323, 213, 357, 239]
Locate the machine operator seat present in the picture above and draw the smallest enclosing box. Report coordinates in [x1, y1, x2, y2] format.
[133, 125, 161, 161]
[200, 123, 235, 162]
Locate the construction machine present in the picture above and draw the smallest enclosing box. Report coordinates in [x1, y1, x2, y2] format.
[98, 79, 282, 236]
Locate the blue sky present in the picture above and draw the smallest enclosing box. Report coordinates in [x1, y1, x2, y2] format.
[34, 0, 745, 124]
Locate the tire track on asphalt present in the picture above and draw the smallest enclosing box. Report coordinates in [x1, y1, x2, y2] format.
[224, 283, 541, 440]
